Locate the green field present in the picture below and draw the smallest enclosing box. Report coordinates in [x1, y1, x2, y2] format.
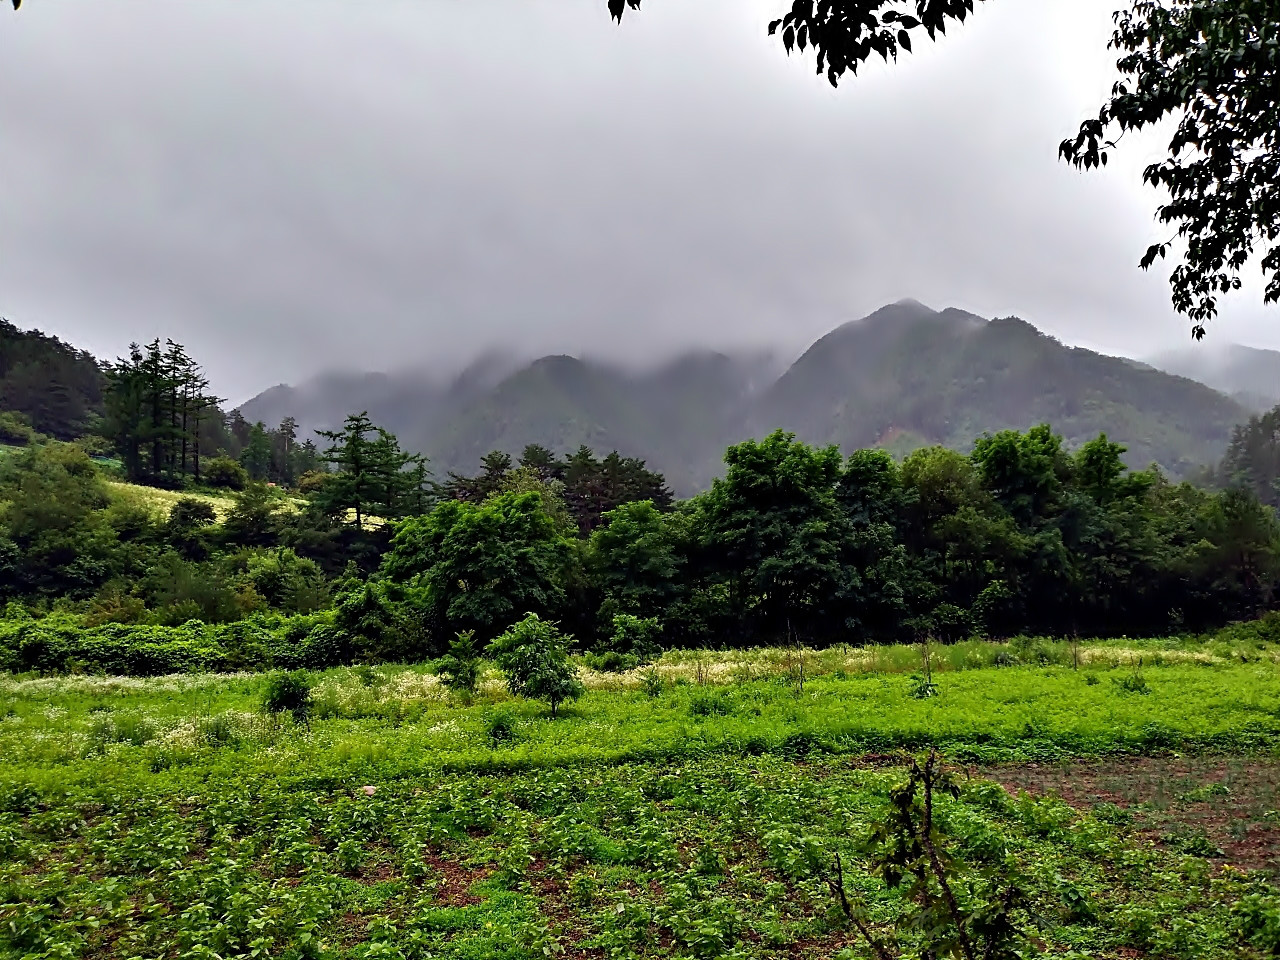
[4, 642, 1280, 959]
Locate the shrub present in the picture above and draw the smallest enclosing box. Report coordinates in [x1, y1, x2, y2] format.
[0, 412, 38, 446]
[204, 456, 248, 491]
[168, 497, 217, 532]
[262, 670, 312, 723]
[689, 691, 732, 717]
[606, 614, 662, 661]
[296, 470, 329, 494]
[1234, 892, 1280, 954]
[1114, 669, 1150, 694]
[483, 707, 519, 745]
[0, 618, 231, 676]
[436, 630, 482, 695]
[639, 667, 666, 698]
[487, 613, 583, 717]
[238, 548, 330, 614]
[84, 581, 149, 626]
[582, 650, 639, 673]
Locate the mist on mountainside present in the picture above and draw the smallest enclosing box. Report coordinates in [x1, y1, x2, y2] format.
[1147, 343, 1280, 412]
[238, 300, 1248, 494]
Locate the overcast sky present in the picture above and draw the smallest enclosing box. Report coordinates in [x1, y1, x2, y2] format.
[2, 0, 1278, 404]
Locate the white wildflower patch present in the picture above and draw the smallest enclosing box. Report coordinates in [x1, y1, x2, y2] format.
[0, 672, 254, 697]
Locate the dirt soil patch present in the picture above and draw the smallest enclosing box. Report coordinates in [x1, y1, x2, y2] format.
[985, 756, 1280, 875]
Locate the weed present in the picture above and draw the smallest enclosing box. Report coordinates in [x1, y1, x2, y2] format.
[484, 707, 519, 745]
[582, 650, 640, 673]
[638, 667, 665, 698]
[261, 669, 312, 723]
[908, 674, 938, 699]
[1114, 666, 1150, 695]
[689, 691, 732, 717]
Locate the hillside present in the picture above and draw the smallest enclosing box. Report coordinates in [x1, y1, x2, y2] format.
[238, 301, 1249, 491]
[1148, 342, 1280, 411]
[755, 300, 1246, 476]
[241, 350, 780, 493]
[0, 318, 106, 439]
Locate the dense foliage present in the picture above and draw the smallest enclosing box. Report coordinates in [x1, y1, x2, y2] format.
[2, 415, 1280, 678]
[0, 321, 1277, 675]
[0, 319, 105, 440]
[1219, 404, 1280, 509]
[439, 443, 672, 535]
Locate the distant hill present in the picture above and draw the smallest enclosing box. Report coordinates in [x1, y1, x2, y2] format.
[240, 350, 780, 494]
[1147, 342, 1280, 411]
[239, 301, 1249, 493]
[753, 300, 1245, 477]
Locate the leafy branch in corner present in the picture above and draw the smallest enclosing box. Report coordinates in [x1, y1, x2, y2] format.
[609, 1, 1280, 339]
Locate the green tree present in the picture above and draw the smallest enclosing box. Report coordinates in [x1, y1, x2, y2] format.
[696, 431, 854, 644]
[239, 421, 273, 482]
[315, 412, 379, 529]
[103, 339, 220, 485]
[487, 613, 584, 717]
[436, 630, 483, 694]
[1219, 405, 1280, 508]
[220, 484, 284, 549]
[166, 497, 217, 561]
[381, 491, 567, 642]
[368, 427, 429, 520]
[204, 456, 248, 491]
[588, 499, 685, 627]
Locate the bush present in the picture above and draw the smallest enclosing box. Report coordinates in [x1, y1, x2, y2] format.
[1234, 892, 1280, 954]
[0, 412, 38, 446]
[483, 707, 519, 745]
[436, 630, 482, 694]
[0, 618, 232, 676]
[487, 613, 583, 717]
[581, 650, 639, 672]
[262, 670, 312, 722]
[238, 548, 330, 614]
[204, 456, 248, 491]
[639, 667, 666, 698]
[1114, 669, 1150, 694]
[296, 470, 329, 494]
[606, 614, 662, 662]
[689, 691, 732, 717]
[168, 497, 217, 532]
[0, 611, 349, 677]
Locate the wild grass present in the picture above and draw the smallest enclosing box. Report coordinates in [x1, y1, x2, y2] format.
[3, 638, 1279, 958]
[103, 480, 239, 519]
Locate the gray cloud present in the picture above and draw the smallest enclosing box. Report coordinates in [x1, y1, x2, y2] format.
[2, 0, 1277, 404]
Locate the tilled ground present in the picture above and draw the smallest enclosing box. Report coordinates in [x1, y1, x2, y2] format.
[986, 755, 1280, 875]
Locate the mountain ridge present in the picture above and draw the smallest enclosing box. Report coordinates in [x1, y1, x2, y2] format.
[238, 302, 1250, 494]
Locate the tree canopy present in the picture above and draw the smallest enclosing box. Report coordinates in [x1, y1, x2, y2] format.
[610, 0, 1280, 337]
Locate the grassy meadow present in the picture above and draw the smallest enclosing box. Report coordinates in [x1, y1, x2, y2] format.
[3, 637, 1280, 959]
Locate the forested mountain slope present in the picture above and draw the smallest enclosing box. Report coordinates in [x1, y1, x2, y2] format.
[240, 301, 1249, 491]
[754, 300, 1245, 477]
[0, 319, 106, 439]
[1148, 342, 1280, 411]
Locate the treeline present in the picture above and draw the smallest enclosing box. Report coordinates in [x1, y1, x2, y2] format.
[340, 425, 1280, 662]
[2, 421, 1280, 672]
[438, 444, 671, 534]
[0, 319, 105, 441]
[1216, 405, 1280, 509]
[104, 339, 324, 488]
